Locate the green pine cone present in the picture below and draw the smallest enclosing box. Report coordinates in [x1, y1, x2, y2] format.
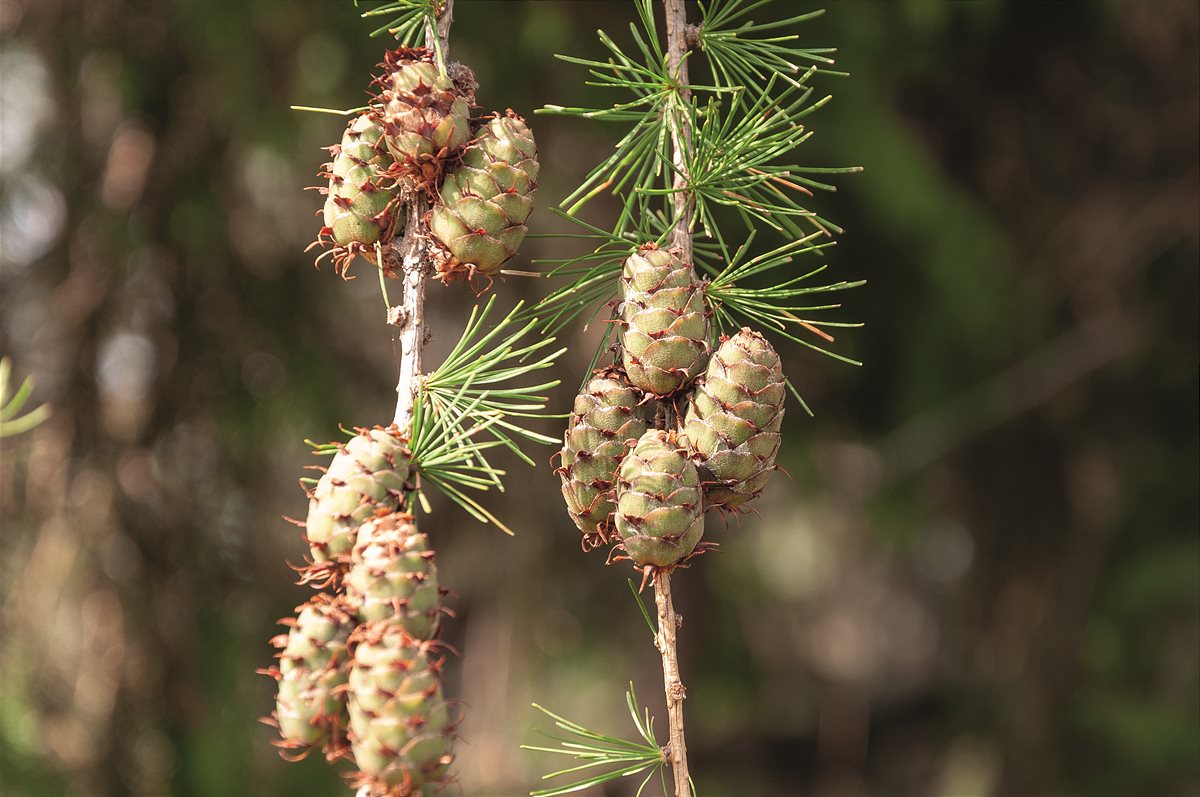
[318, 114, 398, 274]
[558, 368, 650, 547]
[269, 595, 355, 750]
[620, 243, 710, 395]
[615, 429, 705, 568]
[682, 328, 785, 507]
[305, 426, 412, 565]
[374, 47, 471, 188]
[430, 111, 539, 281]
[347, 621, 454, 793]
[345, 513, 441, 640]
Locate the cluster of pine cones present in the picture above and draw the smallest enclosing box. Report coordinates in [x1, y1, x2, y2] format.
[267, 43, 541, 795]
[559, 243, 786, 568]
[261, 427, 455, 796]
[312, 47, 538, 284]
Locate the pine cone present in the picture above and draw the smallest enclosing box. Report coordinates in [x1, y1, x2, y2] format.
[430, 111, 539, 282]
[373, 47, 471, 190]
[344, 513, 441, 640]
[347, 621, 454, 794]
[313, 114, 399, 277]
[620, 243, 710, 395]
[305, 427, 412, 566]
[615, 429, 705, 568]
[681, 328, 784, 508]
[267, 595, 355, 753]
[558, 368, 650, 548]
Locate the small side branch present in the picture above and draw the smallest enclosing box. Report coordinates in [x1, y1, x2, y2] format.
[654, 570, 691, 797]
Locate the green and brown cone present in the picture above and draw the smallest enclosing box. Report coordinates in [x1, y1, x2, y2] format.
[345, 513, 442, 640]
[615, 429, 705, 568]
[430, 111, 538, 282]
[558, 368, 650, 548]
[314, 114, 398, 277]
[681, 328, 785, 508]
[305, 426, 412, 567]
[348, 621, 454, 795]
[620, 243, 710, 395]
[265, 594, 355, 756]
[373, 47, 471, 190]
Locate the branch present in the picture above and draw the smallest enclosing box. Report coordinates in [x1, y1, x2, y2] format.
[658, 4, 695, 795]
[391, 0, 454, 429]
[654, 569, 691, 797]
[390, 201, 428, 428]
[665, 0, 694, 262]
[431, 0, 453, 57]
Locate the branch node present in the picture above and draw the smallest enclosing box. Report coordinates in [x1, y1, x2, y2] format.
[668, 680, 686, 703]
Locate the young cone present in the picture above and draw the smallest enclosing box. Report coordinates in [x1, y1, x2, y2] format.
[314, 114, 399, 277]
[373, 47, 471, 190]
[681, 328, 785, 508]
[347, 621, 454, 794]
[305, 426, 412, 566]
[558, 368, 650, 548]
[615, 429, 705, 568]
[267, 595, 356, 753]
[620, 243, 710, 395]
[430, 111, 539, 282]
[345, 512, 442, 640]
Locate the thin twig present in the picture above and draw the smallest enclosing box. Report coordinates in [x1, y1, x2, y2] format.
[391, 0, 454, 429]
[391, 200, 428, 428]
[665, 0, 694, 263]
[653, 569, 690, 797]
[657, 3, 695, 795]
[432, 0, 454, 58]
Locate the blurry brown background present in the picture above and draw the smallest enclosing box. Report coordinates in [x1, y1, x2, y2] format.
[0, 1, 1197, 796]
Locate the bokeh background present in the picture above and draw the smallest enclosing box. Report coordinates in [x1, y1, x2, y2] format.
[1, 1, 1197, 796]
